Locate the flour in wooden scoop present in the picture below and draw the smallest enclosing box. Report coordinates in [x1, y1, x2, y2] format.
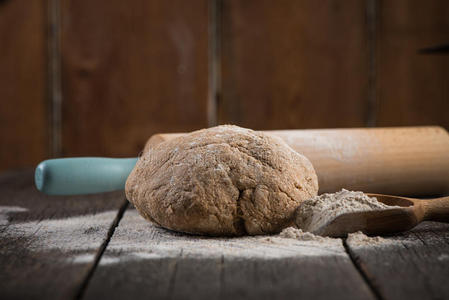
[295, 189, 398, 234]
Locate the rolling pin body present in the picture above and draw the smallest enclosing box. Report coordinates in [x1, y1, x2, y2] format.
[147, 126, 449, 196]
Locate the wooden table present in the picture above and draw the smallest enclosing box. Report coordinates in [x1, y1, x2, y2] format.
[1, 170, 449, 300]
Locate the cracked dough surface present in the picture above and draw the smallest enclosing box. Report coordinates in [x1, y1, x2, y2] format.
[125, 125, 318, 236]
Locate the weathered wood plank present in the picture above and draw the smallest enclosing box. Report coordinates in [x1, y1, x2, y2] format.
[61, 0, 210, 157]
[0, 0, 47, 171]
[346, 222, 449, 300]
[85, 208, 376, 300]
[219, 255, 376, 300]
[219, 0, 369, 129]
[0, 170, 125, 299]
[376, 0, 449, 129]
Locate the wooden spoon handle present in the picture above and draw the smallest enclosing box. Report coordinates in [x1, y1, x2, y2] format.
[421, 196, 449, 222]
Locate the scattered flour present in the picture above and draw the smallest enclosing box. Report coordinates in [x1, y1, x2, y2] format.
[0, 208, 118, 268]
[0, 206, 28, 225]
[280, 227, 335, 242]
[104, 210, 346, 260]
[1, 210, 116, 252]
[346, 231, 395, 248]
[1, 206, 346, 267]
[295, 189, 398, 234]
[72, 253, 120, 266]
[437, 254, 449, 261]
[278, 228, 401, 250]
[1, 196, 407, 267]
[71, 252, 165, 266]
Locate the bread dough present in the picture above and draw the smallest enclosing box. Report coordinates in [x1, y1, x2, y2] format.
[125, 125, 318, 236]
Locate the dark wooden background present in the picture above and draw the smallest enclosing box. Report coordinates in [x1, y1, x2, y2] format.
[1, 0, 448, 171]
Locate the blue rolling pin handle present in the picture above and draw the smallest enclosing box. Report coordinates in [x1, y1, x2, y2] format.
[35, 157, 138, 195]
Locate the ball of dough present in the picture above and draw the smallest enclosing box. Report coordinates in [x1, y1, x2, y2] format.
[125, 125, 318, 236]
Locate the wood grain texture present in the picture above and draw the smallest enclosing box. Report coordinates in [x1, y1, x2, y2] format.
[376, 0, 449, 129]
[217, 256, 374, 300]
[84, 208, 376, 300]
[2, 172, 449, 299]
[346, 222, 449, 300]
[61, 0, 210, 157]
[219, 0, 369, 129]
[0, 170, 124, 299]
[0, 0, 47, 171]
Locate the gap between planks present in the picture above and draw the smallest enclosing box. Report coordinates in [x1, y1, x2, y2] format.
[47, 0, 63, 157]
[365, 0, 378, 127]
[343, 238, 384, 300]
[207, 0, 222, 127]
[74, 198, 129, 300]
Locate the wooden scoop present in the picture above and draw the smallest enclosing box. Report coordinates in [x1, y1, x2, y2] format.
[317, 194, 449, 237]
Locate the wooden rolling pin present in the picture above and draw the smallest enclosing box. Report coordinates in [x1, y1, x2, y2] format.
[146, 126, 449, 196]
[36, 126, 449, 196]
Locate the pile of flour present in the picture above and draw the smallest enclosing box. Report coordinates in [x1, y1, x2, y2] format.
[280, 227, 336, 242]
[278, 227, 396, 249]
[346, 231, 392, 247]
[295, 189, 397, 234]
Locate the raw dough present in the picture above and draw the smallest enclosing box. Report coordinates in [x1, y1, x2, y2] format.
[125, 125, 318, 236]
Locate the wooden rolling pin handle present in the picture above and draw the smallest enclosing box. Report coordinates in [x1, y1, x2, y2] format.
[421, 197, 449, 222]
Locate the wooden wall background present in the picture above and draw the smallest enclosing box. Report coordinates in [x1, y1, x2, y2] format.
[0, 0, 448, 171]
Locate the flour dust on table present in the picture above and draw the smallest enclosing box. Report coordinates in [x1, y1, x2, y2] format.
[100, 209, 345, 261]
[0, 205, 344, 264]
[0, 209, 116, 252]
[0, 206, 28, 225]
[346, 231, 397, 248]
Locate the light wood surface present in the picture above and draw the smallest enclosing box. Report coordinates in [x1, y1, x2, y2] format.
[146, 126, 449, 196]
